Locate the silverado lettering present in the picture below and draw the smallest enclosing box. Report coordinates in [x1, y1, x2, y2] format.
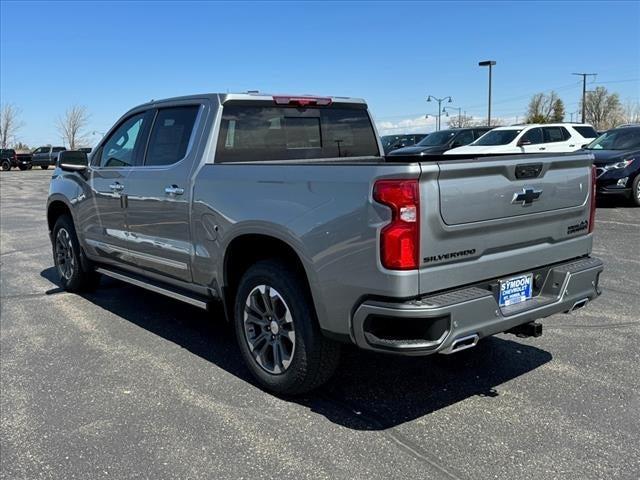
[424, 249, 477, 263]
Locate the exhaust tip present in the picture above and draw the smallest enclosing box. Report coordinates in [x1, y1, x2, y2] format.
[566, 298, 589, 313]
[441, 333, 479, 355]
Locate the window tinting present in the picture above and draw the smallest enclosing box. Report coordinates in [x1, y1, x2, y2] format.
[573, 126, 598, 139]
[542, 127, 565, 143]
[216, 105, 378, 162]
[99, 113, 147, 168]
[473, 129, 522, 146]
[52, 147, 66, 153]
[145, 106, 199, 166]
[453, 130, 474, 146]
[521, 128, 543, 144]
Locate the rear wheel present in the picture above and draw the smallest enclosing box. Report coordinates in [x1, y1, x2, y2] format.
[234, 260, 340, 395]
[1, 160, 10, 171]
[632, 175, 640, 207]
[52, 215, 100, 292]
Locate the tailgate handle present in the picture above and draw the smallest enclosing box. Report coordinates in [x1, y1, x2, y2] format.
[515, 163, 543, 179]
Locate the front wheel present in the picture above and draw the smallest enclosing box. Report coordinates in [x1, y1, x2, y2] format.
[631, 175, 640, 207]
[18, 165, 28, 171]
[52, 215, 100, 292]
[1, 160, 10, 171]
[234, 260, 340, 395]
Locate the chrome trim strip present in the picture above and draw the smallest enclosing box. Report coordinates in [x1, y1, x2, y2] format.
[95, 267, 208, 309]
[86, 239, 188, 270]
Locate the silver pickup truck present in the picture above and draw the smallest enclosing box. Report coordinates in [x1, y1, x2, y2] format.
[47, 93, 603, 394]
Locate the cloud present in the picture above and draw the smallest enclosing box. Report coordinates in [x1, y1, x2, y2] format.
[375, 115, 437, 135]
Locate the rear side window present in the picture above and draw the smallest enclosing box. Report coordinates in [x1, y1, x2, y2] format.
[52, 147, 66, 153]
[573, 126, 598, 139]
[216, 105, 379, 162]
[521, 128, 543, 144]
[542, 127, 565, 143]
[145, 106, 199, 166]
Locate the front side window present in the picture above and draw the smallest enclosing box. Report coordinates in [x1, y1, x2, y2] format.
[98, 113, 148, 168]
[145, 106, 199, 166]
[473, 129, 522, 146]
[542, 127, 565, 143]
[521, 128, 543, 144]
[216, 105, 378, 162]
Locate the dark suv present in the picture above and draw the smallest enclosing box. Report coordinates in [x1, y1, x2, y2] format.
[388, 127, 493, 156]
[1, 149, 17, 171]
[585, 126, 640, 206]
[381, 133, 428, 154]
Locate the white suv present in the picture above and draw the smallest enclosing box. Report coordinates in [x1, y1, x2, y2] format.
[445, 123, 598, 155]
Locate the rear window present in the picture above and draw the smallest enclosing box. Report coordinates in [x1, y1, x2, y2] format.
[573, 126, 598, 139]
[52, 147, 66, 153]
[215, 105, 379, 162]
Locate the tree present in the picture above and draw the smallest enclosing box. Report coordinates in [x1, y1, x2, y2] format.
[621, 100, 640, 125]
[13, 141, 30, 151]
[525, 91, 564, 123]
[447, 113, 475, 128]
[0, 103, 24, 149]
[474, 117, 505, 127]
[581, 86, 623, 130]
[57, 105, 90, 149]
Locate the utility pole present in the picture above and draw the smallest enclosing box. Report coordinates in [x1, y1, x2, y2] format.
[572, 72, 597, 123]
[479, 60, 496, 126]
[427, 95, 453, 131]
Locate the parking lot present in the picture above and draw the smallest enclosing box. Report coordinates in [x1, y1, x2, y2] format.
[1, 169, 638, 479]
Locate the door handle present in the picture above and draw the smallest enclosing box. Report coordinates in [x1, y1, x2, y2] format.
[164, 185, 184, 196]
[538, 147, 546, 150]
[109, 182, 124, 191]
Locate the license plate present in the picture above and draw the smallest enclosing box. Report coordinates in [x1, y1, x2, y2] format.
[499, 273, 533, 307]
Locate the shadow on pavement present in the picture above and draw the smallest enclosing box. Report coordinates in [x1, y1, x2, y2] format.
[41, 266, 552, 430]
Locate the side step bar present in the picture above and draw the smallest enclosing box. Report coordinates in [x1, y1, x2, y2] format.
[95, 267, 210, 310]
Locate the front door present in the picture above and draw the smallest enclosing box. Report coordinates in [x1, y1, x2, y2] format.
[82, 111, 152, 269]
[123, 104, 202, 282]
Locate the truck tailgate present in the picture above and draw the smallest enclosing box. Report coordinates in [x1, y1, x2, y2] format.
[418, 152, 595, 294]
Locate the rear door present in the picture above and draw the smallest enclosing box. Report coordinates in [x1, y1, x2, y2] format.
[542, 126, 573, 152]
[519, 127, 545, 153]
[417, 152, 593, 293]
[123, 103, 203, 282]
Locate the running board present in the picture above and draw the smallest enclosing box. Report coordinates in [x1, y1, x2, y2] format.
[95, 267, 209, 309]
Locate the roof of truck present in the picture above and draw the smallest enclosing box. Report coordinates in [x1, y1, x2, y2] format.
[138, 92, 367, 108]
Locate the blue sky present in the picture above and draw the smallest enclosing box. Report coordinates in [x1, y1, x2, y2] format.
[1, 0, 639, 145]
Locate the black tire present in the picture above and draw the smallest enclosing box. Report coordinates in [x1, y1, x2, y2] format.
[631, 175, 640, 207]
[18, 166, 27, 171]
[234, 259, 340, 395]
[52, 214, 101, 292]
[41, 165, 49, 170]
[28, 165, 33, 170]
[1, 160, 10, 171]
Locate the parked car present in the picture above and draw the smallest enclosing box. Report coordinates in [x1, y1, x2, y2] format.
[585, 125, 640, 206]
[16, 152, 33, 170]
[1, 148, 17, 171]
[446, 123, 598, 155]
[31, 146, 66, 169]
[47, 92, 603, 394]
[388, 127, 493, 156]
[381, 133, 427, 153]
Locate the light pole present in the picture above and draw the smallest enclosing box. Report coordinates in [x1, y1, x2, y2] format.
[443, 106, 462, 127]
[427, 95, 453, 131]
[479, 60, 496, 126]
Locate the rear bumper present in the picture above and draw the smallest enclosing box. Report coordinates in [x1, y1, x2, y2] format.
[351, 256, 603, 356]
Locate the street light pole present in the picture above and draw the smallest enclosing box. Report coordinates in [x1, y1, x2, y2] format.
[427, 95, 453, 131]
[443, 106, 462, 127]
[479, 60, 496, 126]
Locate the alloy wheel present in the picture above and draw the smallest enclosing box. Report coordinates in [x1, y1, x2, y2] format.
[243, 285, 296, 375]
[55, 228, 75, 280]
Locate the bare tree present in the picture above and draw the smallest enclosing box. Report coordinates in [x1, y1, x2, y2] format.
[621, 100, 640, 125]
[57, 105, 90, 149]
[525, 91, 564, 123]
[0, 103, 24, 149]
[581, 87, 623, 130]
[474, 117, 505, 127]
[447, 114, 475, 128]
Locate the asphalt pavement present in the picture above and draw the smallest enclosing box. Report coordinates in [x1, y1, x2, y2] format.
[1, 169, 639, 479]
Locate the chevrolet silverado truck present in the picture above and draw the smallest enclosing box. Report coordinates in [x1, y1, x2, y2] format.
[32, 146, 66, 169]
[47, 93, 604, 394]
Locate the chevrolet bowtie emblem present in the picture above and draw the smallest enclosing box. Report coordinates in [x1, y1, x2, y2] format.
[512, 187, 542, 206]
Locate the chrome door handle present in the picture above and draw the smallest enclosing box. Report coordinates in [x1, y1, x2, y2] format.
[164, 185, 184, 196]
[109, 182, 124, 191]
[538, 147, 546, 150]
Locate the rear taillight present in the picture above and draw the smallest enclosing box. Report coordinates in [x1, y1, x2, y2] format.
[589, 165, 597, 233]
[373, 179, 420, 270]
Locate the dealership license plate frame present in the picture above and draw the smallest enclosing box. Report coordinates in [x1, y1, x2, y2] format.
[498, 273, 533, 307]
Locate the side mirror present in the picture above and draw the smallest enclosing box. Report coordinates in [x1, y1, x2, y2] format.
[58, 150, 88, 171]
[518, 139, 532, 147]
